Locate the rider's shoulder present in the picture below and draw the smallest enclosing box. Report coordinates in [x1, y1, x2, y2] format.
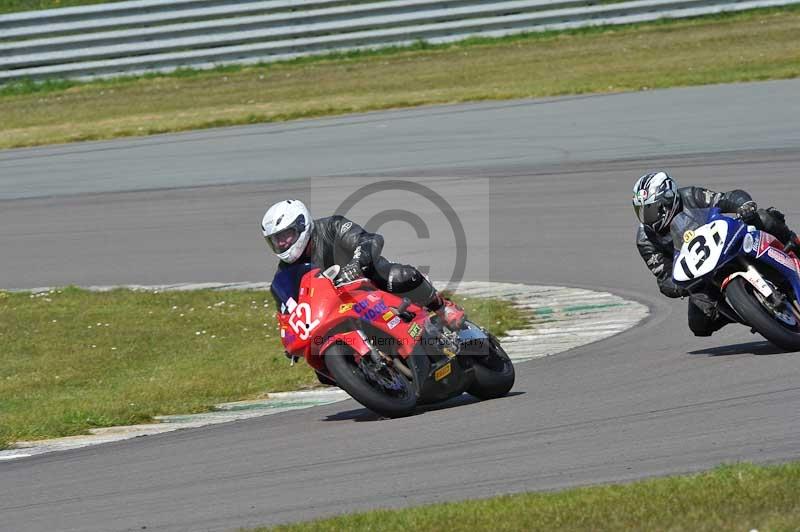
[313, 215, 338, 230]
[316, 214, 350, 225]
[314, 215, 358, 240]
[679, 185, 718, 207]
[677, 185, 702, 198]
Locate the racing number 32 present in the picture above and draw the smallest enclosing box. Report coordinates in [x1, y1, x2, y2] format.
[288, 303, 320, 340]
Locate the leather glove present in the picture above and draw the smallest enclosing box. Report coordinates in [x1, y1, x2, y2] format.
[352, 244, 375, 275]
[335, 261, 364, 286]
[736, 200, 758, 222]
[659, 278, 690, 299]
[766, 206, 786, 223]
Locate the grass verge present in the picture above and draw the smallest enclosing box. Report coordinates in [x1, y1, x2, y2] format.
[2, 7, 800, 149]
[0, 0, 124, 14]
[0, 287, 527, 449]
[253, 462, 800, 532]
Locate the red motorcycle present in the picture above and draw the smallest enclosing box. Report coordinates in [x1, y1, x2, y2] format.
[274, 262, 515, 418]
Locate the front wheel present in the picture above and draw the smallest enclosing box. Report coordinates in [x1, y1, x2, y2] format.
[325, 343, 417, 417]
[725, 277, 800, 351]
[467, 334, 515, 399]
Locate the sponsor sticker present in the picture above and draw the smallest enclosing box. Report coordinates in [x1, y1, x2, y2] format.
[339, 303, 354, 313]
[683, 230, 695, 244]
[408, 323, 422, 339]
[767, 248, 797, 271]
[434, 363, 452, 381]
[281, 328, 297, 344]
[382, 311, 394, 322]
[351, 299, 389, 322]
[387, 316, 401, 330]
[340, 221, 353, 235]
[442, 347, 457, 359]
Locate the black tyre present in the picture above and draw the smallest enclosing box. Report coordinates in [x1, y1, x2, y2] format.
[726, 277, 800, 351]
[467, 334, 515, 399]
[324, 343, 417, 418]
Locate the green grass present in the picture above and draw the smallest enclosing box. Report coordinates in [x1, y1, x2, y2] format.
[252, 462, 800, 532]
[0, 287, 528, 449]
[0, 0, 124, 14]
[0, 0, 633, 15]
[0, 0, 381, 14]
[1, 7, 799, 149]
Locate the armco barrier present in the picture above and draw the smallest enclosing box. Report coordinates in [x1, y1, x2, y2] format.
[0, 0, 797, 83]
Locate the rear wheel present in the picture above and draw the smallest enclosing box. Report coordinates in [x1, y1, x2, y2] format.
[324, 343, 417, 417]
[467, 334, 515, 399]
[726, 277, 800, 351]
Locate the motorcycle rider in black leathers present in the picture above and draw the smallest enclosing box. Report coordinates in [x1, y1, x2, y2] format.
[261, 199, 465, 330]
[633, 171, 800, 336]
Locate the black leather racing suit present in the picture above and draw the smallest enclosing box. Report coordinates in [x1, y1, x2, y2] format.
[275, 214, 438, 307]
[273, 215, 440, 385]
[636, 186, 795, 336]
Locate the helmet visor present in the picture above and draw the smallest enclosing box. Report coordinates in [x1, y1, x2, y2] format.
[266, 227, 300, 254]
[634, 202, 664, 227]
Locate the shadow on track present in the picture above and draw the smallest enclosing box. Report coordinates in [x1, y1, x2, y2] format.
[689, 341, 791, 357]
[323, 392, 525, 422]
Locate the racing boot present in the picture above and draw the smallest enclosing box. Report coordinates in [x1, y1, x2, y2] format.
[428, 293, 466, 331]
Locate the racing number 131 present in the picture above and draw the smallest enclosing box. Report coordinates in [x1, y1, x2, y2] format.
[679, 230, 723, 280]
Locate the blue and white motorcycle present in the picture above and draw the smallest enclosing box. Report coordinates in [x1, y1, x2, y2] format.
[672, 207, 800, 351]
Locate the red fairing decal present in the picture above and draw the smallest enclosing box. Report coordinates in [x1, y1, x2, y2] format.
[757, 233, 777, 257]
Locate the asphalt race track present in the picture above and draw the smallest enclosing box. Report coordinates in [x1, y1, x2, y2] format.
[1, 80, 800, 531]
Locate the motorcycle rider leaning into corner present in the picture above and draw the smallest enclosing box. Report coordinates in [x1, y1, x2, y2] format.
[633, 171, 800, 337]
[262, 198, 466, 333]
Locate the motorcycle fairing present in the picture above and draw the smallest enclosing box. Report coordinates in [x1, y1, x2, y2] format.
[672, 209, 744, 283]
[741, 229, 800, 301]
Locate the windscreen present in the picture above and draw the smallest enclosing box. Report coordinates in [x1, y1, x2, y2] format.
[270, 262, 316, 314]
[670, 208, 714, 250]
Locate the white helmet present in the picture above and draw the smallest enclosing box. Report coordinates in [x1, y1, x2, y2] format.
[632, 171, 680, 233]
[261, 199, 314, 264]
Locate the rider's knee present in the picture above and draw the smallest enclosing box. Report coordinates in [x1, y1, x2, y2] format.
[756, 208, 793, 243]
[387, 264, 424, 292]
[386, 264, 436, 305]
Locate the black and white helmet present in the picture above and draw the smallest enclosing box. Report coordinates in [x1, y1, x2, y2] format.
[632, 171, 680, 233]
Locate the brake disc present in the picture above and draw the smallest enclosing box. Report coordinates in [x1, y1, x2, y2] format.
[754, 286, 797, 327]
